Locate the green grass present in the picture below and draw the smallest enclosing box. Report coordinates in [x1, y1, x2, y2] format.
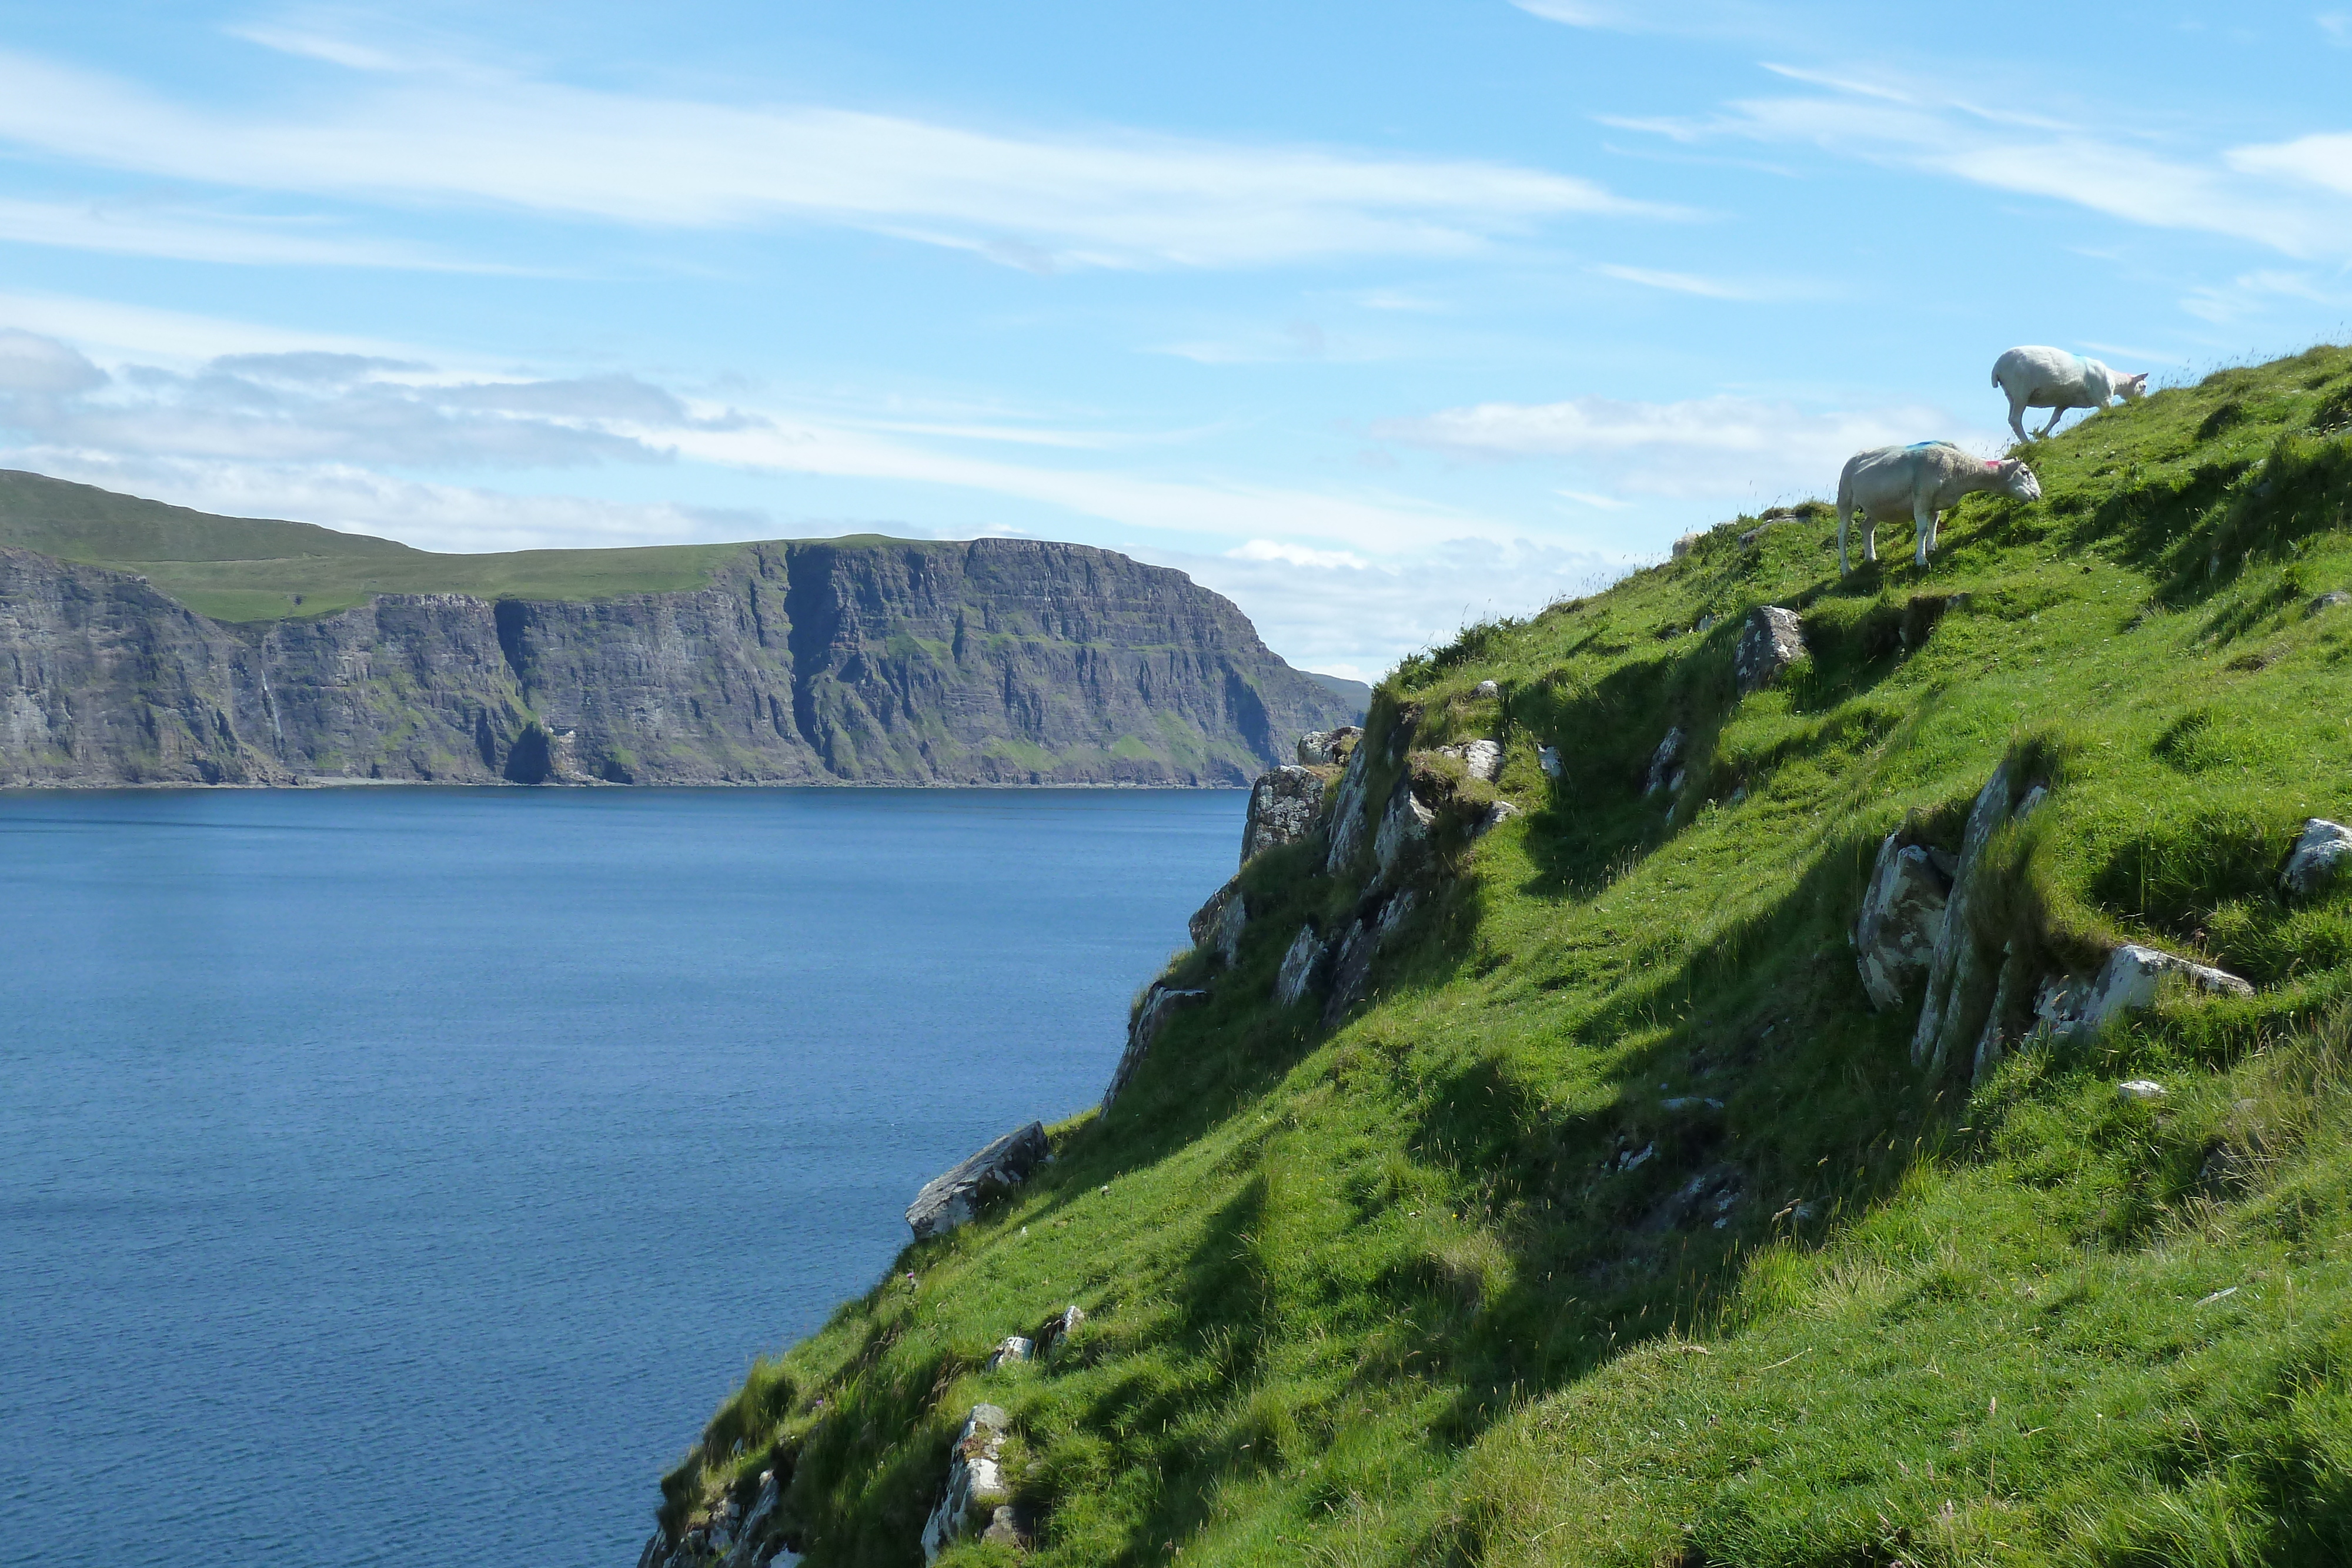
[0, 467, 856, 620]
[655, 345, 2352, 1566]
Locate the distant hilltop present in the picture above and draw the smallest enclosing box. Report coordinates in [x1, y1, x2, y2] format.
[0, 470, 1366, 787]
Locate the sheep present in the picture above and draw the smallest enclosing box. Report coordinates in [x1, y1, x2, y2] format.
[1992, 346, 2148, 441]
[1836, 442, 2041, 575]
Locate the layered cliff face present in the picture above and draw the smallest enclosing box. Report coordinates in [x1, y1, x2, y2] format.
[0, 537, 1356, 787]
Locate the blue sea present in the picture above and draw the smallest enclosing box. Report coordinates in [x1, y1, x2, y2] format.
[0, 787, 1240, 1568]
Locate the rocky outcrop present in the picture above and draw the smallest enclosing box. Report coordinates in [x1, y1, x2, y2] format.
[1189, 879, 1248, 967]
[1735, 606, 1806, 693]
[2283, 818, 2352, 898]
[1100, 984, 1210, 1110]
[1296, 726, 1359, 766]
[0, 538, 1357, 786]
[1437, 738, 1501, 783]
[920, 1405, 1024, 1562]
[1643, 727, 1686, 798]
[1854, 836, 1955, 1011]
[1372, 776, 1438, 885]
[1910, 765, 2017, 1074]
[1323, 890, 1419, 1025]
[907, 1123, 1050, 1240]
[1242, 766, 1327, 864]
[2034, 945, 2254, 1039]
[1274, 927, 1327, 1008]
[1324, 738, 1376, 873]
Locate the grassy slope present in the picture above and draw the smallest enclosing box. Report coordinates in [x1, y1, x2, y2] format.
[0, 467, 752, 620]
[655, 345, 2352, 1566]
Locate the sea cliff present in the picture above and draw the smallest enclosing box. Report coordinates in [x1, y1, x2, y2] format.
[0, 529, 1359, 787]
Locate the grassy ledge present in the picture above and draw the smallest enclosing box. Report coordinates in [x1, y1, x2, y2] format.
[648, 345, 2352, 1567]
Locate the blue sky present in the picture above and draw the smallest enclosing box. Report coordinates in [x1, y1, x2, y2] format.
[1, 2, 2348, 679]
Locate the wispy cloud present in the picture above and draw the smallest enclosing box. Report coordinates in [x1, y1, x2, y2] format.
[1378, 391, 1969, 499]
[0, 41, 1665, 272]
[0, 195, 497, 271]
[1604, 66, 2352, 260]
[1591, 262, 1761, 299]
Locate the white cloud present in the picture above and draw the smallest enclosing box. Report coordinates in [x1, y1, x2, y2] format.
[1377, 392, 1972, 499]
[1226, 539, 1371, 570]
[1609, 69, 2352, 260]
[0, 329, 108, 394]
[0, 43, 1663, 272]
[0, 195, 495, 271]
[1592, 263, 1759, 299]
[1555, 489, 1632, 509]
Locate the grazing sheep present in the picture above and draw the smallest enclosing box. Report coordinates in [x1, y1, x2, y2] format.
[1836, 442, 2041, 575]
[1992, 346, 2148, 441]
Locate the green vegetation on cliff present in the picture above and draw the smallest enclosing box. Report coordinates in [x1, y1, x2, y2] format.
[661, 346, 2352, 1566]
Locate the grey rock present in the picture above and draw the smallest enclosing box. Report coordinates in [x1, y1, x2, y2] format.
[1537, 745, 1562, 778]
[2117, 1079, 2167, 1102]
[1695, 613, 1718, 634]
[1273, 927, 1328, 1008]
[1472, 679, 1501, 700]
[1034, 1302, 1085, 1356]
[2282, 818, 2352, 898]
[1438, 737, 1503, 783]
[1189, 878, 1247, 967]
[1643, 727, 1685, 797]
[907, 1123, 1049, 1240]
[1473, 800, 1521, 838]
[1734, 606, 1807, 694]
[984, 1336, 1033, 1372]
[920, 1405, 1017, 1563]
[1322, 891, 1418, 1024]
[2034, 945, 2253, 1039]
[1912, 765, 2014, 1071]
[1100, 984, 1210, 1109]
[1323, 738, 1375, 873]
[2014, 783, 2049, 820]
[1295, 725, 1360, 766]
[1853, 835, 1953, 1011]
[0, 526, 1358, 788]
[720, 1470, 782, 1568]
[1242, 765, 1328, 865]
[1660, 1095, 1725, 1112]
[1671, 532, 1701, 559]
[1372, 777, 1439, 884]
[2306, 590, 2351, 618]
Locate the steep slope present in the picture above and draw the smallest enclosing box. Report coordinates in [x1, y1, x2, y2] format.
[641, 345, 2352, 1566]
[0, 486, 1354, 785]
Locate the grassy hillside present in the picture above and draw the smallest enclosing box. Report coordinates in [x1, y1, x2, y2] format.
[664, 345, 2352, 1566]
[0, 469, 750, 620]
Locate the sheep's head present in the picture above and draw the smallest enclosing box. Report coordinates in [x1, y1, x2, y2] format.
[2118, 372, 2150, 400]
[1992, 458, 2042, 502]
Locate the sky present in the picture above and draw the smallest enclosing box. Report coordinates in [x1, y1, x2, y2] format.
[1, 4, 2349, 680]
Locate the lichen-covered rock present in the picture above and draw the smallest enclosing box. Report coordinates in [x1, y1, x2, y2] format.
[921, 1405, 1021, 1562]
[1474, 800, 1520, 838]
[1472, 679, 1500, 700]
[984, 1336, 1034, 1372]
[719, 1470, 783, 1568]
[1034, 1303, 1086, 1356]
[2033, 944, 2253, 1039]
[1100, 984, 1210, 1109]
[1734, 606, 1806, 694]
[2306, 590, 2351, 618]
[1372, 777, 1439, 884]
[1188, 878, 1247, 967]
[1537, 745, 1562, 778]
[1643, 727, 1685, 797]
[1242, 765, 1327, 864]
[2283, 818, 2352, 898]
[1853, 835, 1954, 1011]
[1438, 737, 1502, 782]
[907, 1123, 1049, 1240]
[1911, 765, 2016, 1072]
[1297, 726, 1361, 766]
[1324, 739, 1375, 874]
[1322, 891, 1419, 1024]
[1273, 927, 1327, 1007]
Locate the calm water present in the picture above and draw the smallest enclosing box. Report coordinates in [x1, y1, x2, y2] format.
[0, 787, 1239, 1568]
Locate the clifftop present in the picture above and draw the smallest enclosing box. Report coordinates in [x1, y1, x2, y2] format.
[644, 343, 2352, 1565]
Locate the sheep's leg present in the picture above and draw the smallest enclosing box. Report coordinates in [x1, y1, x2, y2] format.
[1837, 507, 1850, 576]
[1862, 511, 1877, 564]
[1914, 499, 1938, 567]
[2037, 405, 2066, 437]
[2006, 392, 2029, 444]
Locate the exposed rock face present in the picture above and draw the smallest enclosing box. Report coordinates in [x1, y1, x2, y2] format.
[921, 1405, 1023, 1562]
[1242, 765, 1327, 864]
[906, 1122, 1049, 1240]
[1034, 1303, 1085, 1356]
[1100, 984, 1210, 1109]
[1322, 890, 1419, 1024]
[1372, 777, 1438, 885]
[1274, 927, 1327, 1007]
[2283, 818, 2352, 898]
[2034, 945, 2254, 1039]
[985, 1336, 1034, 1372]
[1911, 765, 2016, 1073]
[1734, 606, 1806, 694]
[1296, 726, 1359, 766]
[1188, 878, 1248, 967]
[1438, 737, 1502, 782]
[1853, 835, 1955, 1011]
[1643, 727, 1686, 797]
[1324, 739, 1376, 873]
[0, 539, 1356, 786]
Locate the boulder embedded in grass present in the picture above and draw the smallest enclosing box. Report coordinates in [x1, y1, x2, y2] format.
[907, 1123, 1049, 1240]
[1735, 606, 1806, 694]
[1853, 835, 1954, 1012]
[920, 1405, 1021, 1562]
[1242, 765, 1326, 865]
[2282, 818, 2352, 898]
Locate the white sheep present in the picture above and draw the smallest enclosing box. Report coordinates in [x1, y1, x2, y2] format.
[1836, 442, 2041, 575]
[1992, 346, 2148, 441]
